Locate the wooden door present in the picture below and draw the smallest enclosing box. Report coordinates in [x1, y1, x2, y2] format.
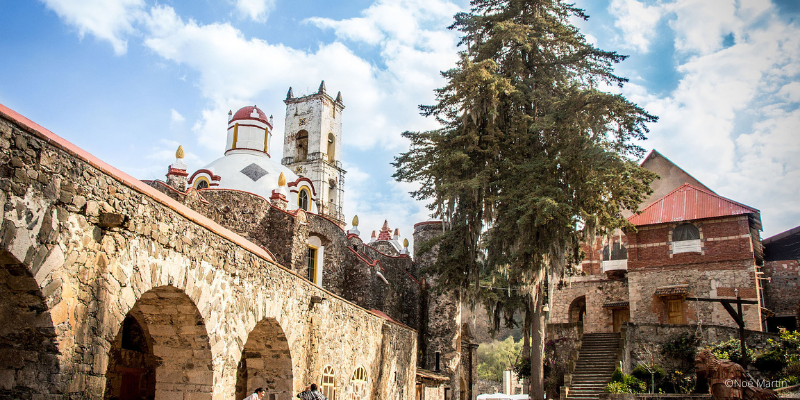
[667, 299, 683, 324]
[416, 384, 423, 400]
[612, 309, 630, 332]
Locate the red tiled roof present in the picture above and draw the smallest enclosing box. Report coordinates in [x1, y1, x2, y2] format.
[628, 184, 758, 226]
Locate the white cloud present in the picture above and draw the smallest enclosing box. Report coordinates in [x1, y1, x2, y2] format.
[170, 109, 185, 123]
[627, 1, 800, 236]
[231, 0, 276, 22]
[139, 2, 461, 156]
[608, 0, 665, 53]
[39, 0, 144, 55]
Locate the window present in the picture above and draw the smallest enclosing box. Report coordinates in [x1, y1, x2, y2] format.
[322, 365, 336, 400]
[667, 299, 683, 324]
[296, 130, 308, 161]
[673, 224, 700, 241]
[672, 223, 701, 254]
[195, 178, 209, 189]
[298, 188, 310, 211]
[307, 246, 318, 284]
[327, 132, 336, 161]
[348, 366, 367, 400]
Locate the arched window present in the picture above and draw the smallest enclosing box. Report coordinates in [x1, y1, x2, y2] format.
[348, 366, 367, 400]
[322, 365, 336, 400]
[298, 188, 310, 211]
[296, 130, 308, 162]
[195, 179, 209, 190]
[673, 224, 700, 241]
[327, 132, 336, 161]
[672, 223, 701, 254]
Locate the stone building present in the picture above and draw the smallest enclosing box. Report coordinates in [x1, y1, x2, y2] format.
[0, 83, 476, 400]
[761, 225, 800, 332]
[547, 151, 775, 399]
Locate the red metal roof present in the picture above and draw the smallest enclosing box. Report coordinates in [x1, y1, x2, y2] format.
[628, 183, 758, 226]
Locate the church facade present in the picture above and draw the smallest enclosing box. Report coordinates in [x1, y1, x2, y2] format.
[0, 83, 476, 400]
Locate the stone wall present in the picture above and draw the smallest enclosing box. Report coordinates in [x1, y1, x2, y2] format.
[548, 276, 628, 333]
[622, 323, 779, 374]
[627, 263, 761, 329]
[0, 107, 417, 400]
[762, 259, 800, 318]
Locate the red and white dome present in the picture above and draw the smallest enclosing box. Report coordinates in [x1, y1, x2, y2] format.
[230, 105, 271, 126]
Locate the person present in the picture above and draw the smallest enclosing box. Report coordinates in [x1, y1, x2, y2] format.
[297, 383, 327, 400]
[245, 388, 266, 400]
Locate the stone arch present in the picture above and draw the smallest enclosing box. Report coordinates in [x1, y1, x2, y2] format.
[568, 295, 586, 324]
[0, 257, 61, 398]
[104, 285, 213, 399]
[236, 318, 293, 400]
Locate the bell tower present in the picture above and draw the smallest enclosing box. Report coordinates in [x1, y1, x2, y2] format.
[283, 81, 346, 226]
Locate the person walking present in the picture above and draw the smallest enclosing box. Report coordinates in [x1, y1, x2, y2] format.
[245, 388, 266, 400]
[297, 383, 328, 400]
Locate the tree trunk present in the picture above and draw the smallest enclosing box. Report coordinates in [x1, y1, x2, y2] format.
[530, 288, 545, 400]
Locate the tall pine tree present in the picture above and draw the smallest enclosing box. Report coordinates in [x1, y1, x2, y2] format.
[394, 1, 657, 398]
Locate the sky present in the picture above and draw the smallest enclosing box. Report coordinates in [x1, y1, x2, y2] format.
[0, 0, 798, 249]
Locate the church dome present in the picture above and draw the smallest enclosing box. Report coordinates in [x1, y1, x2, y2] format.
[230, 106, 270, 126]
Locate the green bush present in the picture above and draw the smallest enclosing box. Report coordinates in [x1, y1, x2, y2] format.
[611, 367, 625, 383]
[605, 381, 631, 394]
[607, 367, 646, 393]
[631, 364, 665, 382]
[707, 338, 755, 365]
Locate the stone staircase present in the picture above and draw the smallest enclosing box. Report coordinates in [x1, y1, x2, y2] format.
[566, 332, 621, 400]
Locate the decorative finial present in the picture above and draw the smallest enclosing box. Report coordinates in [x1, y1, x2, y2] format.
[278, 172, 286, 187]
[352, 215, 359, 227]
[287, 87, 294, 99]
[403, 238, 409, 247]
[176, 145, 185, 159]
[335, 91, 343, 103]
[318, 80, 326, 94]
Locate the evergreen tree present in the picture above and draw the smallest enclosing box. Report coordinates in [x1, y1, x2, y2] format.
[394, 0, 657, 398]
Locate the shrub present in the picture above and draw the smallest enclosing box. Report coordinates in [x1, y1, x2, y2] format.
[662, 333, 700, 366]
[611, 367, 625, 383]
[707, 338, 755, 365]
[605, 381, 630, 394]
[631, 364, 665, 382]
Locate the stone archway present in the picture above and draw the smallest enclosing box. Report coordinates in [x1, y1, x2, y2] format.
[104, 285, 213, 399]
[0, 258, 61, 398]
[569, 295, 586, 324]
[236, 318, 293, 400]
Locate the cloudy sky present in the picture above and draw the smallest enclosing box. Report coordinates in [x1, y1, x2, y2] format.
[0, 0, 798, 247]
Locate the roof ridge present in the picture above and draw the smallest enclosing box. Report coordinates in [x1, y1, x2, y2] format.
[629, 183, 759, 226]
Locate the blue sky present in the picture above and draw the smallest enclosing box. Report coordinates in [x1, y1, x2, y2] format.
[0, 0, 798, 246]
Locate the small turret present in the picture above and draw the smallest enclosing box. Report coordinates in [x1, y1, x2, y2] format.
[348, 215, 360, 236]
[400, 238, 410, 256]
[166, 145, 189, 191]
[228, 110, 233, 122]
[286, 87, 294, 100]
[335, 91, 343, 104]
[318, 80, 326, 94]
[270, 172, 289, 210]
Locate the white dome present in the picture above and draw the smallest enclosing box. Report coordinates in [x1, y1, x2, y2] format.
[189, 149, 317, 212]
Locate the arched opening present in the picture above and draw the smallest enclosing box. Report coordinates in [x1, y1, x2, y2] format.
[0, 257, 61, 398]
[195, 179, 209, 190]
[298, 188, 310, 211]
[321, 365, 336, 400]
[673, 223, 699, 241]
[103, 314, 157, 400]
[235, 318, 293, 400]
[327, 133, 336, 161]
[104, 286, 213, 400]
[568, 296, 586, 324]
[347, 366, 367, 400]
[296, 130, 308, 162]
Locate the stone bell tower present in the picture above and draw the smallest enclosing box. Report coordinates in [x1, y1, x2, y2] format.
[282, 81, 346, 226]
